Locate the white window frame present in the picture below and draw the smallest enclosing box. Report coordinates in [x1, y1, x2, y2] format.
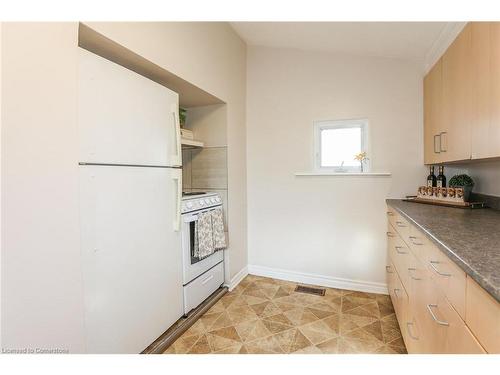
[313, 119, 370, 173]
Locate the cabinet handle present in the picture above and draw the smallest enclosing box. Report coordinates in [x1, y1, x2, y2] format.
[386, 231, 396, 238]
[395, 246, 408, 254]
[426, 304, 449, 326]
[434, 134, 441, 154]
[396, 221, 407, 228]
[406, 322, 419, 340]
[385, 265, 393, 274]
[409, 236, 423, 245]
[394, 288, 401, 298]
[408, 268, 421, 280]
[429, 260, 451, 277]
[439, 132, 448, 152]
[172, 169, 182, 231]
[170, 110, 182, 166]
[386, 211, 394, 216]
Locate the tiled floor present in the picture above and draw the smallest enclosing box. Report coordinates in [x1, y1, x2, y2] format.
[164, 275, 406, 354]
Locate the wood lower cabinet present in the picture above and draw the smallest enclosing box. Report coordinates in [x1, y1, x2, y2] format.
[386, 205, 497, 353]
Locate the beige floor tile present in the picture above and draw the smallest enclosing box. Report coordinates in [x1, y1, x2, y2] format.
[283, 307, 320, 326]
[235, 319, 272, 342]
[166, 275, 406, 355]
[316, 337, 339, 353]
[244, 334, 285, 354]
[273, 328, 312, 353]
[188, 335, 212, 354]
[298, 318, 338, 345]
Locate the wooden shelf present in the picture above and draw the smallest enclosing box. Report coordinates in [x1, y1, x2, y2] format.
[181, 138, 204, 149]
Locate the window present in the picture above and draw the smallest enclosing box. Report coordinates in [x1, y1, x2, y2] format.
[314, 119, 369, 173]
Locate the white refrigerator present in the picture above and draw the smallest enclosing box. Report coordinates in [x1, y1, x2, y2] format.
[78, 48, 183, 353]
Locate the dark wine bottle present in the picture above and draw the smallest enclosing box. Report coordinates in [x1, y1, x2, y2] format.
[427, 166, 437, 187]
[437, 166, 446, 188]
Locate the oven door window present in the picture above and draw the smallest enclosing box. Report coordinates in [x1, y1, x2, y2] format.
[189, 221, 202, 265]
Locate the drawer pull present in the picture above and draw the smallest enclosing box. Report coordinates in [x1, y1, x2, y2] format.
[426, 304, 449, 326]
[386, 231, 396, 238]
[395, 246, 408, 254]
[385, 265, 393, 273]
[396, 221, 407, 227]
[201, 274, 215, 285]
[386, 211, 394, 216]
[408, 236, 423, 245]
[408, 268, 421, 280]
[394, 288, 401, 298]
[429, 260, 451, 277]
[406, 322, 419, 340]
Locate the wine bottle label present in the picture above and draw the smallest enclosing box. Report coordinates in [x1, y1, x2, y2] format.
[437, 181, 442, 187]
[427, 180, 433, 187]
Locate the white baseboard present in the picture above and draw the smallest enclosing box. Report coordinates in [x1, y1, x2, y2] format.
[226, 265, 249, 291]
[248, 265, 388, 295]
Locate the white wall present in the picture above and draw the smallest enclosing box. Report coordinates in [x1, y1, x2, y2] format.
[246, 46, 426, 291]
[446, 160, 500, 197]
[84, 22, 248, 283]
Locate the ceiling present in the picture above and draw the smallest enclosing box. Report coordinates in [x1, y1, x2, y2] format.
[230, 22, 462, 68]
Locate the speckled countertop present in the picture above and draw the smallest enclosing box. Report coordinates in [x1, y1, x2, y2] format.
[386, 199, 500, 302]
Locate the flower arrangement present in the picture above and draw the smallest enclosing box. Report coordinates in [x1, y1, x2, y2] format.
[354, 152, 369, 172]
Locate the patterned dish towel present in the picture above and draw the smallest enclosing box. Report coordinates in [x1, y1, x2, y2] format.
[195, 211, 214, 259]
[211, 207, 226, 251]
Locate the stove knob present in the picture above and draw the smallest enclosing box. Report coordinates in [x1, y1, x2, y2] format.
[199, 200, 205, 206]
[211, 198, 216, 203]
[186, 202, 194, 209]
[215, 197, 221, 203]
[205, 199, 211, 205]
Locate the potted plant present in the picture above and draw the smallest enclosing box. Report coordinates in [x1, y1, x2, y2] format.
[179, 107, 187, 128]
[449, 174, 475, 202]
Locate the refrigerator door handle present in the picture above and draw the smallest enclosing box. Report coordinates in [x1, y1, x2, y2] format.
[172, 169, 182, 231]
[170, 104, 182, 167]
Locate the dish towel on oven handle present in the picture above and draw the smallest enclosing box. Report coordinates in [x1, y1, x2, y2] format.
[195, 211, 214, 259]
[211, 207, 226, 251]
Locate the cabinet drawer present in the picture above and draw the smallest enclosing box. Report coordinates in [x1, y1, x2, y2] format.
[387, 225, 413, 290]
[389, 266, 409, 327]
[413, 267, 485, 353]
[427, 292, 485, 353]
[423, 244, 466, 319]
[387, 209, 411, 245]
[466, 277, 500, 353]
[409, 226, 466, 319]
[183, 262, 224, 315]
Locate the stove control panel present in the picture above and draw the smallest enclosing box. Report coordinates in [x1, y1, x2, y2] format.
[181, 193, 222, 213]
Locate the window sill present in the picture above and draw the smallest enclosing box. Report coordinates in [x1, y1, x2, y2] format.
[294, 172, 392, 177]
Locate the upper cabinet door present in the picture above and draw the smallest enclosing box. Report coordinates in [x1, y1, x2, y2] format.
[442, 24, 473, 162]
[488, 23, 500, 159]
[424, 59, 443, 165]
[471, 22, 492, 160]
[78, 48, 181, 167]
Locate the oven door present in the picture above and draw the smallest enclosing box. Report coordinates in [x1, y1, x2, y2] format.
[181, 210, 224, 285]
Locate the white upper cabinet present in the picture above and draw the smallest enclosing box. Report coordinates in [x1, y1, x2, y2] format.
[78, 48, 181, 167]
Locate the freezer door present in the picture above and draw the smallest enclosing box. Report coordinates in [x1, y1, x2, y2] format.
[78, 48, 181, 167]
[79, 165, 183, 353]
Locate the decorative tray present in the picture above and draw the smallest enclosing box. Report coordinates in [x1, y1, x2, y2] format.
[404, 196, 486, 209]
